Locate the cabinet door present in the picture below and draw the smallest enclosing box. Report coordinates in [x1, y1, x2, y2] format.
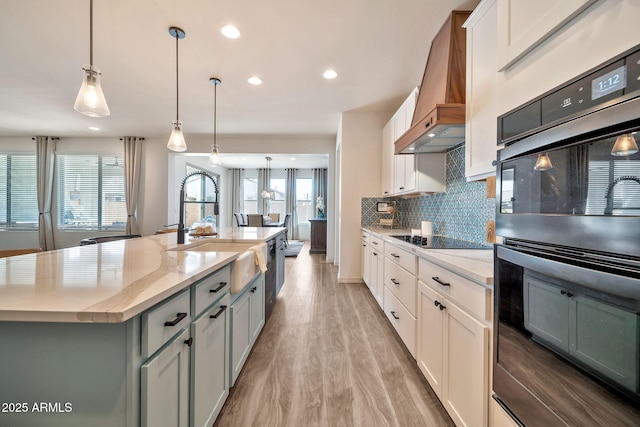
[394, 155, 406, 192]
[362, 242, 370, 285]
[465, 0, 500, 180]
[249, 276, 265, 344]
[442, 301, 489, 427]
[374, 249, 384, 308]
[141, 328, 190, 427]
[417, 282, 444, 396]
[403, 155, 416, 192]
[381, 120, 394, 196]
[369, 249, 383, 308]
[230, 291, 251, 386]
[191, 297, 230, 427]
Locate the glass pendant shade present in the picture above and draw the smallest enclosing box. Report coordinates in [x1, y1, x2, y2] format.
[611, 133, 639, 156]
[74, 66, 110, 117]
[167, 120, 187, 152]
[260, 189, 274, 199]
[534, 153, 553, 171]
[208, 145, 221, 166]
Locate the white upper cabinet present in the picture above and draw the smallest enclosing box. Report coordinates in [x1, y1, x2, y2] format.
[464, 0, 500, 181]
[381, 120, 394, 196]
[496, 0, 597, 70]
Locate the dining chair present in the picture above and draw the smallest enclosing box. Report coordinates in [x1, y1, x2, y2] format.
[247, 214, 264, 227]
[234, 213, 245, 227]
[268, 213, 280, 222]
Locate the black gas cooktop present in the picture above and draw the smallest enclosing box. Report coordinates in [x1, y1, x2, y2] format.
[390, 235, 492, 250]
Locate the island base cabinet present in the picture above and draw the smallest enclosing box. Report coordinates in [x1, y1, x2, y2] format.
[141, 328, 190, 427]
[418, 281, 490, 427]
[190, 295, 230, 427]
[0, 320, 140, 427]
[249, 276, 265, 343]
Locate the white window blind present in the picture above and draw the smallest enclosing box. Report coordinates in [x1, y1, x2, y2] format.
[243, 177, 258, 214]
[57, 155, 127, 229]
[586, 159, 640, 215]
[0, 154, 38, 228]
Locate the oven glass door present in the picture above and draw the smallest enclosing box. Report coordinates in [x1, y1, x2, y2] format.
[494, 245, 640, 426]
[499, 129, 640, 217]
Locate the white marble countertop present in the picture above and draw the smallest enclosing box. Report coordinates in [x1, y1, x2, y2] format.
[0, 228, 284, 324]
[363, 227, 494, 286]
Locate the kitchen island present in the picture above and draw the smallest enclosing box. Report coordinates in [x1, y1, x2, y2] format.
[0, 228, 285, 427]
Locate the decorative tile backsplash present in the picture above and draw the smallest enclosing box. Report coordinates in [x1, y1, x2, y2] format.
[361, 144, 496, 244]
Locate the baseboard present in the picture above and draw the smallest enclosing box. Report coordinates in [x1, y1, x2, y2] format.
[337, 277, 365, 284]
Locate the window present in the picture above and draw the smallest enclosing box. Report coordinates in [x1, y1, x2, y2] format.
[243, 177, 258, 214]
[183, 165, 219, 227]
[57, 155, 127, 230]
[296, 178, 313, 222]
[268, 178, 286, 216]
[0, 154, 38, 228]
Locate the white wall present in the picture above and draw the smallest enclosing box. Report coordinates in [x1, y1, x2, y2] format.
[336, 110, 388, 283]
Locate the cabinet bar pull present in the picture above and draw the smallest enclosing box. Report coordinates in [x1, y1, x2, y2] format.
[209, 305, 227, 319]
[250, 286, 257, 293]
[390, 253, 400, 258]
[372, 241, 378, 245]
[184, 337, 193, 347]
[390, 311, 400, 320]
[390, 278, 400, 285]
[164, 312, 187, 327]
[210, 281, 227, 293]
[373, 253, 378, 256]
[432, 276, 450, 287]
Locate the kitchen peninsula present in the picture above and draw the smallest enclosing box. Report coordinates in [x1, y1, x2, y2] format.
[0, 227, 285, 427]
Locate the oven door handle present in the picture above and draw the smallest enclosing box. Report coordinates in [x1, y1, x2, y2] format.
[497, 245, 640, 301]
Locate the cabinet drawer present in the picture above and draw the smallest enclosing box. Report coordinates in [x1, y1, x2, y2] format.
[193, 265, 231, 316]
[362, 230, 370, 243]
[418, 258, 491, 321]
[369, 235, 384, 250]
[141, 289, 191, 359]
[384, 242, 416, 275]
[384, 258, 417, 316]
[276, 233, 286, 247]
[383, 286, 416, 357]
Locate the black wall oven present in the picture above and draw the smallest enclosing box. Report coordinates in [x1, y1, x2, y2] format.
[494, 44, 640, 426]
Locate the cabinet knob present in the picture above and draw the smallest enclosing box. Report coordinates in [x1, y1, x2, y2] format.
[399, 187, 405, 190]
[492, 160, 497, 167]
[184, 337, 194, 347]
[434, 300, 440, 307]
[439, 304, 446, 311]
[164, 312, 187, 327]
[250, 286, 257, 293]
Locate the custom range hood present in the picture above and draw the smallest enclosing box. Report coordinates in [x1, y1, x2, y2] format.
[395, 10, 471, 154]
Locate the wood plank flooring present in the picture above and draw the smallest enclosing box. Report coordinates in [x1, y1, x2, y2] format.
[214, 242, 454, 427]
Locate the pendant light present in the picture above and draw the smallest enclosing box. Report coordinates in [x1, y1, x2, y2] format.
[260, 157, 275, 199]
[167, 26, 187, 152]
[208, 78, 222, 166]
[533, 153, 553, 171]
[611, 133, 639, 156]
[74, 0, 110, 117]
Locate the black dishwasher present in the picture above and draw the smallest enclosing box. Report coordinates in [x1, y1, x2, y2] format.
[264, 239, 277, 321]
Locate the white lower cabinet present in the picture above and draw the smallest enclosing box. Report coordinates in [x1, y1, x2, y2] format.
[361, 230, 384, 308]
[384, 287, 417, 357]
[230, 274, 265, 386]
[191, 295, 230, 427]
[141, 328, 191, 427]
[418, 258, 491, 427]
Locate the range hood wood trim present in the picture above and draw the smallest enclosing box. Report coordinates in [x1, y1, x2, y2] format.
[395, 10, 471, 155]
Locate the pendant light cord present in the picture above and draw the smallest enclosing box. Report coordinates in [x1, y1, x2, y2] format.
[175, 32, 179, 122]
[213, 82, 217, 148]
[89, 0, 93, 67]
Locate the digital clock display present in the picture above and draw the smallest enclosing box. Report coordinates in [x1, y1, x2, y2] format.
[592, 65, 627, 100]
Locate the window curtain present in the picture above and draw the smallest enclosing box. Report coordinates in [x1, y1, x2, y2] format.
[312, 168, 328, 218]
[36, 136, 57, 250]
[123, 136, 143, 235]
[229, 168, 244, 225]
[285, 168, 298, 240]
[258, 167, 269, 215]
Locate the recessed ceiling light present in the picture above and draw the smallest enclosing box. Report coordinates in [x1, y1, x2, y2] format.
[290, 157, 296, 160]
[220, 25, 240, 39]
[323, 69, 338, 79]
[408, 147, 415, 151]
[247, 76, 263, 85]
[88, 126, 100, 131]
[428, 133, 436, 137]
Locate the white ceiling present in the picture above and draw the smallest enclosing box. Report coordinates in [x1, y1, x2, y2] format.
[0, 0, 475, 139]
[184, 153, 329, 169]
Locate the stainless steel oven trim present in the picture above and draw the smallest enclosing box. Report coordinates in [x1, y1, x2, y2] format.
[497, 245, 640, 301]
[499, 96, 640, 162]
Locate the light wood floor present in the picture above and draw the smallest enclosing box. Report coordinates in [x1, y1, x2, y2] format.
[214, 241, 454, 427]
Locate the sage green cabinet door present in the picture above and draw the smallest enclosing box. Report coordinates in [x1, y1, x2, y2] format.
[191, 296, 230, 427]
[249, 276, 265, 344]
[141, 328, 190, 427]
[230, 290, 251, 386]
